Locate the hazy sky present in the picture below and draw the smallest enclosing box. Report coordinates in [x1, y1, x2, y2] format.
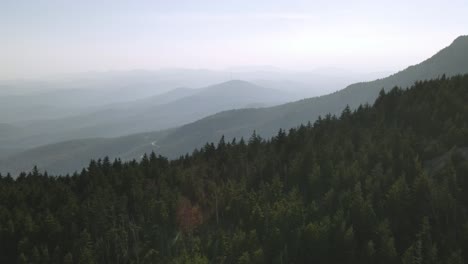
[1, 0, 467, 79]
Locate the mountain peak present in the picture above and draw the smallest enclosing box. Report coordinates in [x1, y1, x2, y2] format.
[452, 35, 468, 44]
[222, 80, 254, 86]
[202, 80, 260, 91]
[446, 35, 468, 50]
[394, 35, 468, 80]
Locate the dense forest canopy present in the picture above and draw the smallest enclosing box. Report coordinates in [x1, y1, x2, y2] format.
[1, 75, 468, 263]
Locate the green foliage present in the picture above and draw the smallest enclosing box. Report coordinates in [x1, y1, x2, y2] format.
[1, 75, 468, 263]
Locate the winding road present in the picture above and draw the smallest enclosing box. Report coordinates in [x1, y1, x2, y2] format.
[140, 140, 161, 159]
[151, 140, 160, 148]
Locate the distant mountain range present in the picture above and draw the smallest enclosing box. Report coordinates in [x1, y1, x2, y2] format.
[0, 66, 382, 151]
[0, 80, 297, 151]
[1, 35, 467, 175]
[0, 67, 390, 118]
[42, 80, 297, 138]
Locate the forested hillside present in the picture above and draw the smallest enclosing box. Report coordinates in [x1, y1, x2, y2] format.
[1, 75, 468, 263]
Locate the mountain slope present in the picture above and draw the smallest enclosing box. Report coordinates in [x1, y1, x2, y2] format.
[152, 35, 468, 157]
[2, 76, 468, 263]
[2, 36, 468, 174]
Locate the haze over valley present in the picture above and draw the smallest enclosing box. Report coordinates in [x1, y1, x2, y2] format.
[1, 36, 467, 174]
[2, 1, 468, 263]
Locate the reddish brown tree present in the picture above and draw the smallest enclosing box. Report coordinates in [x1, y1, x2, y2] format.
[176, 197, 203, 234]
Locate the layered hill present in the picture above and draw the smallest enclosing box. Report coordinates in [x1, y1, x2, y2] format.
[1, 36, 468, 174]
[0, 81, 295, 174]
[148, 35, 468, 157]
[0, 80, 295, 151]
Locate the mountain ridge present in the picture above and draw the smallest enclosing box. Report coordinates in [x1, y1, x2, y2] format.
[2, 35, 468, 174]
[153, 35, 468, 158]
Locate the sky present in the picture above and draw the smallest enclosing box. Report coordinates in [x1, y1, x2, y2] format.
[1, 0, 467, 79]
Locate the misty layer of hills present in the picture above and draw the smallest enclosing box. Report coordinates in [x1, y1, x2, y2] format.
[1, 36, 467, 175]
[3, 81, 297, 148]
[0, 68, 385, 150]
[0, 67, 384, 122]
